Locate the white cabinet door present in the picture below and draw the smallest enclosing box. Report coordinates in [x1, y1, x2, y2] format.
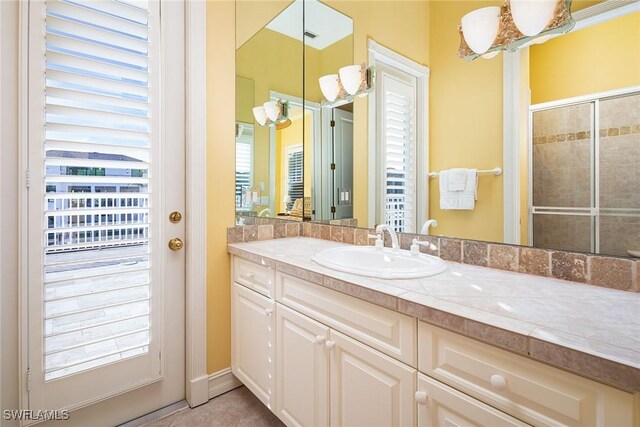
[276, 304, 330, 427]
[330, 330, 416, 427]
[231, 282, 276, 409]
[416, 373, 529, 427]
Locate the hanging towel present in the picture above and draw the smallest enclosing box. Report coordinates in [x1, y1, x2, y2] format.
[439, 169, 478, 210]
[447, 168, 468, 191]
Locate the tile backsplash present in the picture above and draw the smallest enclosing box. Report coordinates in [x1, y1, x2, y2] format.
[227, 221, 639, 293]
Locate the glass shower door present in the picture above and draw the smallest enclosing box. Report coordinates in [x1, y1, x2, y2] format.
[598, 93, 640, 257]
[530, 102, 595, 253]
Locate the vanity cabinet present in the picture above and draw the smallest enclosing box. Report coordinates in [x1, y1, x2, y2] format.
[418, 322, 636, 427]
[416, 373, 529, 427]
[231, 254, 637, 427]
[231, 282, 275, 409]
[275, 304, 330, 427]
[275, 278, 417, 427]
[329, 329, 416, 427]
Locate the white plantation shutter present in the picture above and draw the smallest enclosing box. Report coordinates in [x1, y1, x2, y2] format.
[287, 146, 304, 208]
[236, 124, 253, 209]
[39, 0, 155, 382]
[381, 72, 417, 233]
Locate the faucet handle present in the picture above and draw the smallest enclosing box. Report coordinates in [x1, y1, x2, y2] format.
[367, 233, 380, 240]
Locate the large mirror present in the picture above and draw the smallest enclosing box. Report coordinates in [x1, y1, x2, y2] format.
[235, 0, 353, 223]
[235, 0, 639, 258]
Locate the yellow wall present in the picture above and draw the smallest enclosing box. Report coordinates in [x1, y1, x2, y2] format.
[236, 28, 304, 206]
[323, 0, 431, 226]
[236, 0, 293, 49]
[428, 0, 504, 242]
[530, 12, 640, 104]
[236, 76, 255, 124]
[206, 0, 235, 374]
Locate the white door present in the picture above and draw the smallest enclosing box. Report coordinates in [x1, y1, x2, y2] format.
[329, 330, 416, 427]
[25, 0, 185, 424]
[375, 61, 418, 233]
[276, 304, 329, 427]
[333, 109, 354, 220]
[231, 283, 276, 409]
[416, 374, 529, 427]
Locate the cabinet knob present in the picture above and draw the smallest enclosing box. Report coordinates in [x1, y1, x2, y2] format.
[314, 335, 325, 345]
[265, 307, 273, 316]
[414, 391, 428, 406]
[325, 340, 335, 350]
[490, 374, 508, 391]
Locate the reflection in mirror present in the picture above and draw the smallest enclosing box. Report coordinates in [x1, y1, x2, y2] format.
[302, 1, 354, 223]
[235, 0, 302, 221]
[524, 9, 640, 257]
[314, 101, 354, 222]
[234, 0, 638, 259]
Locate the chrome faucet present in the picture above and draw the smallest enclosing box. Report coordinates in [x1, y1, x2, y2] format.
[419, 219, 438, 235]
[375, 224, 399, 253]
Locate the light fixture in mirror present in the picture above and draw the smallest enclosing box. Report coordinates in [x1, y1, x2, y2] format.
[458, 0, 574, 61]
[264, 100, 280, 121]
[339, 64, 364, 95]
[510, 0, 557, 37]
[319, 64, 374, 105]
[251, 100, 290, 128]
[319, 74, 341, 102]
[252, 106, 267, 126]
[461, 6, 501, 54]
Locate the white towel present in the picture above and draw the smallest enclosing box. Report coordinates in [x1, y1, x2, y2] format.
[439, 169, 478, 210]
[447, 168, 468, 191]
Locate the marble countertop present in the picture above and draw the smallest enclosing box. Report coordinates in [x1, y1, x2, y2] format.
[228, 237, 640, 392]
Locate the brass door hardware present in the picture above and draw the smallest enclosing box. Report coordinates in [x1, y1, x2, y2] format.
[168, 238, 184, 251]
[169, 211, 182, 223]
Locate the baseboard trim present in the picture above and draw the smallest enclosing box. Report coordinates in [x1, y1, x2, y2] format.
[208, 368, 242, 399]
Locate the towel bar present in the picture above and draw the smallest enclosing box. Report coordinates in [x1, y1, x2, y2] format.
[428, 167, 502, 179]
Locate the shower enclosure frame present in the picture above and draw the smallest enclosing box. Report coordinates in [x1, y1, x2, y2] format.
[527, 85, 640, 254]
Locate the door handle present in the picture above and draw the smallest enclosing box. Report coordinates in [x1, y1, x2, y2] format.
[168, 238, 184, 251]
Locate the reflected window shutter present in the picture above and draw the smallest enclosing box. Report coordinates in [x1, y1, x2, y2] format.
[235, 125, 253, 208]
[287, 147, 304, 208]
[383, 79, 416, 233]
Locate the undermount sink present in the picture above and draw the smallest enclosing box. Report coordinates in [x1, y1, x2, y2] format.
[312, 246, 447, 279]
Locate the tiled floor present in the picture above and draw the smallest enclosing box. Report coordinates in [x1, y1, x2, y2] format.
[143, 387, 284, 427]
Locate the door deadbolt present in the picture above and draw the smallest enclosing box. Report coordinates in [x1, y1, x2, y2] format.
[168, 238, 184, 251]
[169, 211, 182, 223]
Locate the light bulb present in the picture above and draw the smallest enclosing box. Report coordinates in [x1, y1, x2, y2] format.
[339, 65, 363, 96]
[461, 6, 500, 54]
[263, 101, 280, 122]
[510, 0, 556, 37]
[252, 106, 267, 126]
[319, 74, 340, 102]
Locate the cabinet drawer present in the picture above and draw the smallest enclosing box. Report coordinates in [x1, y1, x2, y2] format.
[418, 322, 635, 427]
[233, 255, 275, 297]
[276, 272, 416, 367]
[417, 373, 529, 427]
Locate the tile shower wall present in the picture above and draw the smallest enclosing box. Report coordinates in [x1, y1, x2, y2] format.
[532, 93, 640, 256]
[599, 95, 640, 256]
[532, 103, 593, 253]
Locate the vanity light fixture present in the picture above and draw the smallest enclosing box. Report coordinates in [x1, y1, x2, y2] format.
[461, 6, 501, 55]
[458, 0, 574, 61]
[319, 64, 374, 105]
[252, 100, 290, 128]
